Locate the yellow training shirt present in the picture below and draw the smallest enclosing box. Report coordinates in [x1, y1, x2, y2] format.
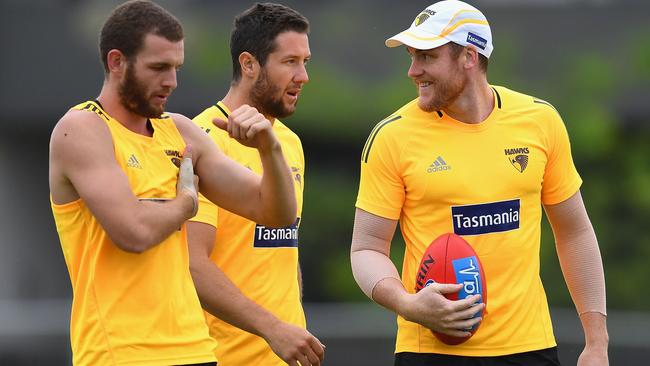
[192, 101, 305, 366]
[356, 86, 582, 356]
[51, 101, 217, 366]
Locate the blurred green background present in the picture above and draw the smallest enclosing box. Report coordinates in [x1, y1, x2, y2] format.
[1, 0, 648, 364]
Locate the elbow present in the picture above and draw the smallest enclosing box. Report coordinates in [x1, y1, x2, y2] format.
[109, 227, 157, 254]
[271, 199, 297, 227]
[275, 193, 298, 227]
[256, 189, 297, 227]
[112, 239, 147, 254]
[280, 211, 298, 227]
[350, 248, 367, 269]
[112, 238, 149, 254]
[262, 211, 297, 228]
[256, 199, 297, 227]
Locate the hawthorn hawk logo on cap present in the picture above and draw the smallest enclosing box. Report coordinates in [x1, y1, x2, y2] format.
[414, 9, 436, 26]
[386, 1, 494, 58]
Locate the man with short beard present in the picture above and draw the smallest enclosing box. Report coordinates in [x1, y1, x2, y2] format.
[351, 1, 608, 366]
[187, 3, 325, 366]
[49, 1, 297, 365]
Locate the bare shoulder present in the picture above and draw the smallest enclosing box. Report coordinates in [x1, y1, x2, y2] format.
[167, 112, 198, 137]
[50, 108, 116, 170]
[51, 109, 112, 147]
[50, 108, 115, 203]
[168, 111, 214, 155]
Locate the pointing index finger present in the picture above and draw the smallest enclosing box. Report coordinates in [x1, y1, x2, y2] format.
[212, 117, 228, 131]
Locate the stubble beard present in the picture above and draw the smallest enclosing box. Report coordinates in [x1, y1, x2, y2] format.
[418, 72, 467, 113]
[118, 63, 165, 118]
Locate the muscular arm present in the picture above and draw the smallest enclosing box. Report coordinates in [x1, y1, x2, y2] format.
[544, 191, 608, 365]
[172, 109, 296, 228]
[49, 110, 196, 253]
[187, 221, 324, 366]
[350, 208, 483, 336]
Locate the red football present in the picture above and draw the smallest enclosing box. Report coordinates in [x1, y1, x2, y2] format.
[414, 233, 487, 345]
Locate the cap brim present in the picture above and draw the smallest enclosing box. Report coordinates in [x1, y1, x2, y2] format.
[385, 28, 451, 50]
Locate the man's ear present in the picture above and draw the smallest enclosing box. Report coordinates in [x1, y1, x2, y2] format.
[239, 51, 259, 79]
[462, 45, 479, 70]
[107, 49, 128, 74]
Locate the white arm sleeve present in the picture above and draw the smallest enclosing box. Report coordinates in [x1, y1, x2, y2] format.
[545, 191, 607, 316]
[350, 208, 401, 300]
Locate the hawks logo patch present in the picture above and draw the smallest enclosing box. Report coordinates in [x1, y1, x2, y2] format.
[291, 166, 302, 187]
[504, 147, 529, 173]
[414, 9, 436, 26]
[165, 149, 182, 168]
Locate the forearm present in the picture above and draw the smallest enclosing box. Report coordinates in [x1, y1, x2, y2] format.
[350, 208, 401, 303]
[112, 145, 197, 253]
[190, 255, 280, 338]
[558, 226, 609, 351]
[257, 143, 296, 227]
[369, 276, 410, 315]
[118, 194, 194, 253]
[545, 192, 608, 363]
[555, 220, 606, 316]
[546, 192, 607, 316]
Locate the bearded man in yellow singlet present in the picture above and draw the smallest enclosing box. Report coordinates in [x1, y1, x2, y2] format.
[49, 1, 296, 365]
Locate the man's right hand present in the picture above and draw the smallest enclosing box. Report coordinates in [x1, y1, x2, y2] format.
[263, 320, 325, 366]
[400, 283, 484, 338]
[213, 105, 279, 153]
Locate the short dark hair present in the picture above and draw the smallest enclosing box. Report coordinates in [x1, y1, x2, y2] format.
[99, 0, 183, 73]
[448, 42, 489, 73]
[230, 3, 309, 82]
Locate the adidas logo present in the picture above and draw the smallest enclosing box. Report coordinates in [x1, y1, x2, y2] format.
[427, 156, 451, 173]
[127, 154, 142, 169]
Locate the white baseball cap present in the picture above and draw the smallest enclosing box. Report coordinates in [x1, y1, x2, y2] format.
[386, 0, 494, 58]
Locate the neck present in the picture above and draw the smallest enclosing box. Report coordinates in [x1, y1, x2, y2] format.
[96, 81, 153, 136]
[442, 77, 494, 124]
[221, 82, 276, 125]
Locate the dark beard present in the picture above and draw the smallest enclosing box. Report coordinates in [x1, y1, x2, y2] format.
[118, 63, 164, 118]
[250, 69, 293, 119]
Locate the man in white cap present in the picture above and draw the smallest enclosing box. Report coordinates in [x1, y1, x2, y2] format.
[350, 1, 609, 365]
